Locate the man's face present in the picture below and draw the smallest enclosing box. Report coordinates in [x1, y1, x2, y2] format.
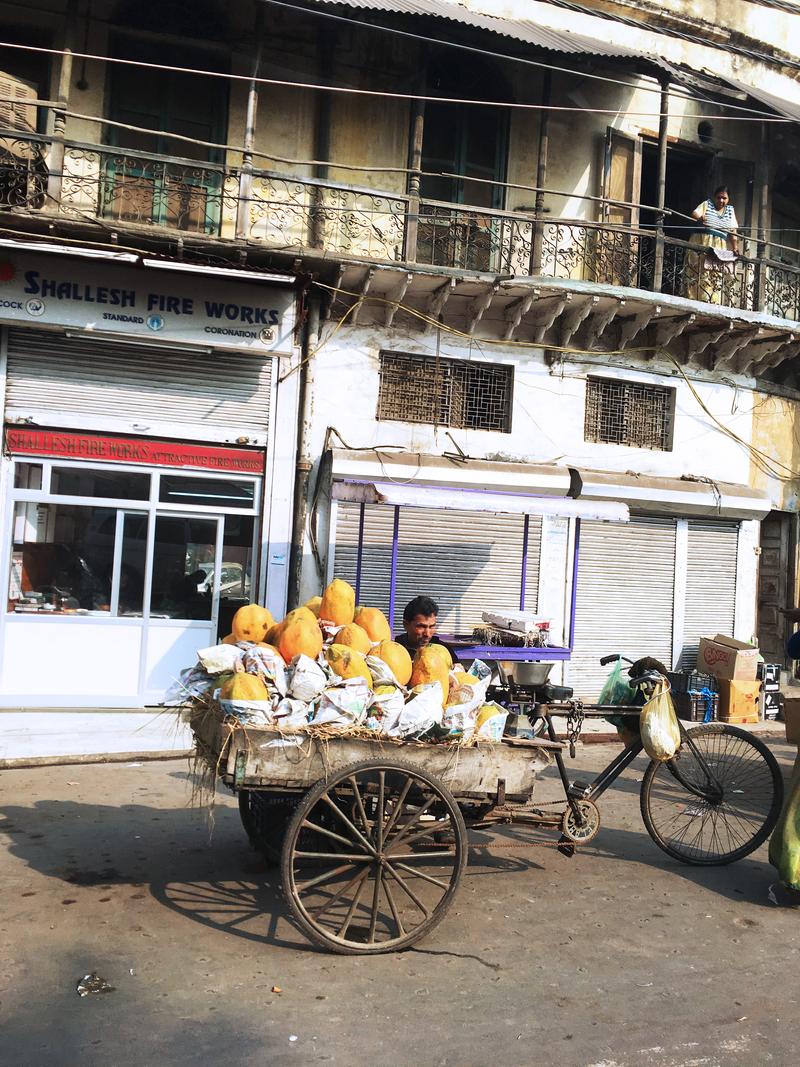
[404, 613, 437, 648]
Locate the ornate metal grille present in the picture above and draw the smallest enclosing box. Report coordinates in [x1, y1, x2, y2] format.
[584, 377, 673, 451]
[377, 351, 513, 432]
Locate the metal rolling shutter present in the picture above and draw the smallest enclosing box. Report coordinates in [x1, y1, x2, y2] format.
[679, 520, 739, 669]
[333, 503, 542, 634]
[568, 516, 677, 698]
[4, 328, 272, 434]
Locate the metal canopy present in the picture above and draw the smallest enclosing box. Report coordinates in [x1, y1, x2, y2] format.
[332, 478, 631, 521]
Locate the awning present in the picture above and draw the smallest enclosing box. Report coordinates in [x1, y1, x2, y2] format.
[332, 477, 630, 521]
[329, 448, 575, 497]
[574, 469, 772, 520]
[329, 449, 772, 520]
[306, 0, 667, 59]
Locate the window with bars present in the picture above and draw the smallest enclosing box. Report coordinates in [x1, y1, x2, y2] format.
[584, 376, 674, 451]
[377, 351, 513, 432]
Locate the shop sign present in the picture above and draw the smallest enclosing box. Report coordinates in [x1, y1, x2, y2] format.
[0, 252, 296, 354]
[6, 428, 266, 474]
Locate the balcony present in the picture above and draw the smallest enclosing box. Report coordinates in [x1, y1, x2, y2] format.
[2, 130, 800, 340]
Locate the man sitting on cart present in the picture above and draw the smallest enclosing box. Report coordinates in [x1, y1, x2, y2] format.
[395, 596, 457, 661]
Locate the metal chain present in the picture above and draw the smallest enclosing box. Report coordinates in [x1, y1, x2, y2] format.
[565, 699, 585, 758]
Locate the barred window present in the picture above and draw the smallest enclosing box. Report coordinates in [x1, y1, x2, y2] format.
[584, 377, 674, 451]
[377, 352, 513, 432]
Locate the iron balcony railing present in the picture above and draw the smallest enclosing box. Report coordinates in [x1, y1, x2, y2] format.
[1, 130, 799, 321]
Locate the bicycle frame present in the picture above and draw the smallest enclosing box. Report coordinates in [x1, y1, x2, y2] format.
[537, 705, 726, 821]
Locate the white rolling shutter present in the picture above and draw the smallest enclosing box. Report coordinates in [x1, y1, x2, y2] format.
[679, 520, 739, 669]
[4, 328, 272, 437]
[568, 516, 677, 698]
[333, 503, 541, 633]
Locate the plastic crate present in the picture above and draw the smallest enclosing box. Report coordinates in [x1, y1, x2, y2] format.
[667, 671, 717, 696]
[673, 690, 718, 722]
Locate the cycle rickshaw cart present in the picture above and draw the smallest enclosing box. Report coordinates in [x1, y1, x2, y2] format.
[192, 483, 784, 954]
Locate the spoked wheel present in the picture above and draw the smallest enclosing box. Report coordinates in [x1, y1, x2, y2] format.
[640, 724, 783, 865]
[281, 759, 467, 954]
[239, 790, 300, 865]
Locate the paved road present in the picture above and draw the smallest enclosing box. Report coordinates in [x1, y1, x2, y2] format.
[1, 738, 798, 1067]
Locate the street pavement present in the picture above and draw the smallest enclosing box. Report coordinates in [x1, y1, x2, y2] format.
[1, 737, 799, 1067]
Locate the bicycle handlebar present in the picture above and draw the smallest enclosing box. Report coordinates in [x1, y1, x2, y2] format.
[599, 653, 634, 666]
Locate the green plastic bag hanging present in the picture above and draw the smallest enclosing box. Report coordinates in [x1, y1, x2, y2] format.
[769, 751, 800, 891]
[598, 658, 636, 707]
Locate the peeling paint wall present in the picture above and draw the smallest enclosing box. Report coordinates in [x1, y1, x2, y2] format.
[750, 391, 800, 512]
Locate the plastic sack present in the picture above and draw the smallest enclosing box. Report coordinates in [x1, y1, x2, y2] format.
[311, 678, 371, 727]
[369, 684, 406, 724]
[243, 645, 288, 696]
[382, 682, 444, 739]
[443, 671, 490, 735]
[365, 655, 403, 688]
[163, 665, 213, 704]
[288, 654, 327, 702]
[639, 680, 681, 761]
[475, 702, 509, 742]
[197, 644, 243, 675]
[598, 658, 636, 706]
[769, 750, 800, 891]
[272, 697, 311, 729]
[218, 698, 274, 726]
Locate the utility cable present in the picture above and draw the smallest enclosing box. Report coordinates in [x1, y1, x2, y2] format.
[258, 0, 786, 120]
[0, 39, 791, 122]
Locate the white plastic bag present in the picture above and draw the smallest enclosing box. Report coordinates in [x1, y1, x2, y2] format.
[365, 655, 402, 688]
[639, 681, 681, 761]
[242, 645, 288, 695]
[369, 684, 406, 725]
[163, 665, 213, 704]
[288, 654, 328, 702]
[197, 644, 242, 675]
[218, 698, 274, 726]
[475, 702, 509, 742]
[272, 697, 311, 729]
[311, 678, 371, 727]
[382, 682, 444, 739]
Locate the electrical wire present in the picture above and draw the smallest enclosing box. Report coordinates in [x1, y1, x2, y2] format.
[0, 38, 791, 122]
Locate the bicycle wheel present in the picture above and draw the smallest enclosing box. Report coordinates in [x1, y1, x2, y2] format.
[640, 723, 783, 865]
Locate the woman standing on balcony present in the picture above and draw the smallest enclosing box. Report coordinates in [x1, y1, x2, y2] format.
[684, 185, 739, 303]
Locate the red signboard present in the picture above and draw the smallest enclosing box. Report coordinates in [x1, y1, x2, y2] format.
[5, 428, 265, 474]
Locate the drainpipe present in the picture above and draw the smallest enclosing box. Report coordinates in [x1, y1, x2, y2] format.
[651, 74, 670, 293]
[530, 70, 551, 275]
[236, 10, 262, 241]
[287, 293, 321, 607]
[755, 121, 770, 313]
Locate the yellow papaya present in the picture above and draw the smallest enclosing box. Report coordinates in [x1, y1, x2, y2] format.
[374, 639, 413, 686]
[277, 616, 323, 664]
[220, 673, 270, 702]
[305, 595, 323, 617]
[409, 646, 450, 705]
[325, 643, 373, 688]
[424, 642, 453, 669]
[336, 622, 373, 655]
[264, 623, 281, 647]
[451, 669, 478, 686]
[231, 604, 275, 643]
[319, 578, 356, 626]
[353, 606, 391, 643]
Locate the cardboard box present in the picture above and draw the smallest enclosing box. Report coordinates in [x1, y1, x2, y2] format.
[697, 634, 759, 681]
[718, 678, 761, 723]
[785, 696, 800, 745]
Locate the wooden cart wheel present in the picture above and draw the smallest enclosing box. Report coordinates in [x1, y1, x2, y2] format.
[238, 790, 300, 865]
[280, 758, 468, 954]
